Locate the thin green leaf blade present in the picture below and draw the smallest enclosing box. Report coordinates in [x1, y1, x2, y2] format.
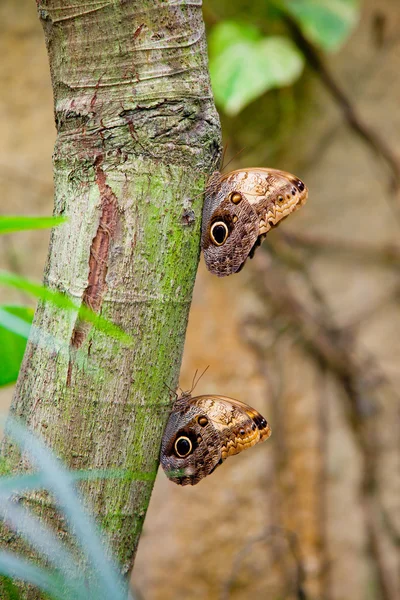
[0, 496, 86, 598]
[0, 306, 34, 387]
[0, 216, 66, 235]
[0, 552, 68, 600]
[0, 575, 24, 600]
[0, 272, 132, 346]
[0, 468, 156, 496]
[5, 420, 131, 600]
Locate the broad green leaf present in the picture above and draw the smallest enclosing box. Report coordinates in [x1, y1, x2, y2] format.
[209, 22, 304, 115]
[0, 306, 34, 387]
[281, 0, 360, 51]
[0, 216, 66, 235]
[0, 272, 132, 346]
[208, 21, 261, 56]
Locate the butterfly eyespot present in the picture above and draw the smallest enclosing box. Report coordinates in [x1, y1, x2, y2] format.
[210, 221, 229, 246]
[230, 192, 242, 204]
[278, 195, 284, 202]
[286, 194, 291, 200]
[198, 416, 208, 427]
[239, 429, 246, 436]
[174, 436, 193, 458]
[291, 187, 296, 196]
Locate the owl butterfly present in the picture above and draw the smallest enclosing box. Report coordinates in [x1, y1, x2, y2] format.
[201, 168, 308, 276]
[161, 391, 271, 486]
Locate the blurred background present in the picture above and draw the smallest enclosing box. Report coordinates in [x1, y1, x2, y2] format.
[1, 0, 399, 599]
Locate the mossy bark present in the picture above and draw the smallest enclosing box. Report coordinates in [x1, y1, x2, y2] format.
[0, 0, 220, 594]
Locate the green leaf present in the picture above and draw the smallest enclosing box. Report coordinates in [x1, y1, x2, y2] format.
[0, 553, 67, 600]
[0, 306, 34, 387]
[208, 21, 261, 56]
[0, 494, 86, 598]
[281, 0, 360, 51]
[0, 272, 132, 346]
[0, 468, 156, 496]
[0, 576, 23, 600]
[0, 216, 66, 235]
[5, 419, 132, 600]
[209, 22, 304, 116]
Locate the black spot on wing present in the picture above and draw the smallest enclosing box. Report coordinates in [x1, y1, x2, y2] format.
[252, 413, 268, 431]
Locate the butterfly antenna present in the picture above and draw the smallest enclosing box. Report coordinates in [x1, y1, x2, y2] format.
[192, 365, 210, 392]
[220, 142, 229, 172]
[220, 146, 247, 173]
[163, 381, 178, 400]
[190, 369, 199, 394]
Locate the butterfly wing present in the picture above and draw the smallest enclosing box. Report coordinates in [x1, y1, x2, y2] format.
[220, 168, 308, 234]
[160, 394, 271, 485]
[188, 395, 271, 461]
[201, 168, 308, 276]
[201, 179, 259, 277]
[160, 397, 222, 486]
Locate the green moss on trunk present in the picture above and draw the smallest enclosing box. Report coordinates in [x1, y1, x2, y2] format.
[0, 1, 220, 596]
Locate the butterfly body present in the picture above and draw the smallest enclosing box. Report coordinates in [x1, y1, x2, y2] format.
[160, 393, 271, 486]
[201, 168, 308, 276]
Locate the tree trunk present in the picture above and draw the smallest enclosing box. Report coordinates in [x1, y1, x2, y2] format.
[1, 0, 220, 588]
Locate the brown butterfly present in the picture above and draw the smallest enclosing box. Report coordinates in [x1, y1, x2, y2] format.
[160, 390, 271, 486]
[201, 168, 308, 276]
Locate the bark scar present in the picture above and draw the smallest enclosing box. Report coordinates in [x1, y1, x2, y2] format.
[70, 156, 118, 349]
[133, 23, 145, 41]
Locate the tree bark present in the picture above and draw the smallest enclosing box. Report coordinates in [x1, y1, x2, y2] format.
[1, 0, 220, 589]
